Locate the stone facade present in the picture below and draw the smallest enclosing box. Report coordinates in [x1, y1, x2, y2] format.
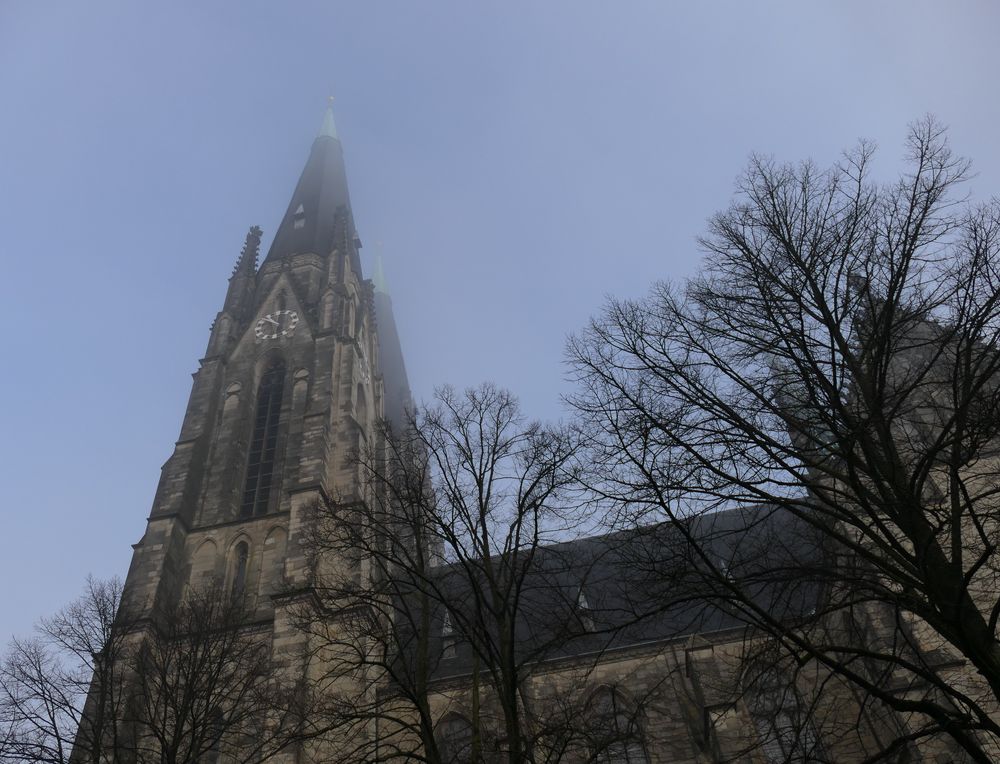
[116, 111, 396, 763]
[110, 111, 982, 764]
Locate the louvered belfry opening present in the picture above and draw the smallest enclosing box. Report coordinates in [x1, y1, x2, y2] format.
[240, 358, 286, 517]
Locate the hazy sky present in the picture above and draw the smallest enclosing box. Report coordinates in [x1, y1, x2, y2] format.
[2, 1, 998, 642]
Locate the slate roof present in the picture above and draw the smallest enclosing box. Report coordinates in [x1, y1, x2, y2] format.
[406, 505, 827, 680]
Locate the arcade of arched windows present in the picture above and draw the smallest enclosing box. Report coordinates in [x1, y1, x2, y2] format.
[431, 687, 649, 764]
[182, 524, 288, 608]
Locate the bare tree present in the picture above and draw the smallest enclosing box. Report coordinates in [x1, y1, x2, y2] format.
[569, 117, 1000, 762]
[125, 587, 315, 764]
[0, 580, 316, 764]
[0, 577, 132, 764]
[297, 383, 608, 763]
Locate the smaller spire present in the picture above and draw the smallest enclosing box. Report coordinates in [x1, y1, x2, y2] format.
[224, 225, 261, 317]
[319, 96, 338, 139]
[233, 225, 262, 275]
[372, 247, 388, 294]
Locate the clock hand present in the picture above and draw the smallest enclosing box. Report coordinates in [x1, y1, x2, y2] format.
[265, 317, 279, 325]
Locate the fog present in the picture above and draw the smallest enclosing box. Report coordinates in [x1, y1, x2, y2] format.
[1, 0, 997, 643]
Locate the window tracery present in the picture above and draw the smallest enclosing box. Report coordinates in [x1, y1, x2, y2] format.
[435, 713, 474, 764]
[749, 683, 820, 763]
[240, 358, 286, 517]
[442, 611, 457, 659]
[231, 541, 249, 599]
[577, 586, 595, 632]
[587, 689, 648, 764]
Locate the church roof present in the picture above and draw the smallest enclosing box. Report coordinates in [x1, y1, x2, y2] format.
[399, 505, 826, 681]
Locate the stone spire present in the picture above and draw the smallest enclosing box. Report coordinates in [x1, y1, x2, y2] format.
[372, 251, 387, 294]
[223, 225, 261, 315]
[263, 100, 360, 272]
[234, 225, 262, 274]
[371, 251, 412, 432]
[318, 98, 338, 139]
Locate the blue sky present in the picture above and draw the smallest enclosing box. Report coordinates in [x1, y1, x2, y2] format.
[1, 1, 998, 642]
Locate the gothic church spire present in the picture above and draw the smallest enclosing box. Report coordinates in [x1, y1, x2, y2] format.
[371, 252, 412, 432]
[218, 224, 261, 328]
[318, 99, 338, 139]
[263, 101, 360, 270]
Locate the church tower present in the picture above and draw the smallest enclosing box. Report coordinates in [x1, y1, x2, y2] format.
[119, 104, 410, 640]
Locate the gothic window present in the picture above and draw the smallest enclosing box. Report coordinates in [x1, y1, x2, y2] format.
[259, 526, 287, 601]
[750, 686, 820, 763]
[588, 689, 648, 764]
[293, 203, 305, 229]
[321, 292, 335, 329]
[202, 709, 224, 763]
[441, 610, 457, 659]
[345, 301, 356, 337]
[240, 358, 286, 517]
[435, 713, 474, 764]
[577, 586, 595, 632]
[231, 541, 249, 599]
[356, 383, 369, 428]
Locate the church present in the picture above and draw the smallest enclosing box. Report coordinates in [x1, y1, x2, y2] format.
[103, 107, 977, 764]
[111, 103, 411, 761]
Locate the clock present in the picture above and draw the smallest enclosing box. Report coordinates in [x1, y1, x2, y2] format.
[254, 310, 299, 340]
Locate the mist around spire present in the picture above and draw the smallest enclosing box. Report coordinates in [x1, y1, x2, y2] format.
[319, 97, 338, 140]
[262, 101, 357, 267]
[371, 249, 411, 432]
[373, 252, 387, 294]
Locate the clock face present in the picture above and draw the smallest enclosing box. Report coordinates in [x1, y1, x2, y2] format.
[254, 310, 299, 340]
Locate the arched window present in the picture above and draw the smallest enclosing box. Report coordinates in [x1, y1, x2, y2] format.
[441, 610, 457, 659]
[748, 675, 821, 763]
[356, 383, 369, 427]
[202, 708, 224, 763]
[436, 713, 474, 764]
[588, 689, 648, 764]
[577, 586, 594, 632]
[240, 358, 286, 517]
[231, 542, 249, 599]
